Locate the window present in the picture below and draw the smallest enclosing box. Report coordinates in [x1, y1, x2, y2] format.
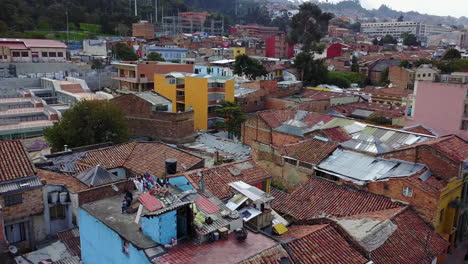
[153, 104, 169, 112]
[299, 161, 313, 170]
[383, 184, 389, 190]
[4, 193, 22, 206]
[57, 52, 63, 57]
[5, 222, 26, 243]
[50, 204, 66, 220]
[461, 120, 468, 131]
[176, 91, 185, 97]
[12, 52, 20, 57]
[49, 52, 57, 57]
[422, 74, 426, 78]
[402, 186, 413, 197]
[41, 52, 48, 57]
[284, 157, 298, 166]
[21, 52, 28, 57]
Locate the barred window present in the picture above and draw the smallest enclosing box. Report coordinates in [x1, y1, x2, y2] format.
[284, 157, 297, 166]
[4, 193, 22, 206]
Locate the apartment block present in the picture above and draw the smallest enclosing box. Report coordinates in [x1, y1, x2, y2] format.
[0, 38, 67, 63]
[154, 73, 235, 130]
[361, 21, 452, 39]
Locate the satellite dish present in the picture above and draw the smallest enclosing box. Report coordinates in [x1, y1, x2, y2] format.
[111, 184, 119, 192]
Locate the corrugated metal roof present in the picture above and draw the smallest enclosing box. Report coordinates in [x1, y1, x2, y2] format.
[138, 192, 164, 212]
[0, 176, 42, 194]
[194, 195, 220, 214]
[53, 256, 81, 264]
[351, 109, 374, 118]
[316, 149, 427, 185]
[135, 91, 171, 106]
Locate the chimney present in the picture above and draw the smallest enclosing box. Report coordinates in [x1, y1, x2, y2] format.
[165, 159, 177, 175]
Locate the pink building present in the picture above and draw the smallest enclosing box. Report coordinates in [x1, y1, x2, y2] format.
[406, 81, 468, 139]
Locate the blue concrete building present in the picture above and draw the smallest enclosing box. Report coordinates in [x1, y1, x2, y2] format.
[194, 65, 233, 77]
[145, 46, 188, 63]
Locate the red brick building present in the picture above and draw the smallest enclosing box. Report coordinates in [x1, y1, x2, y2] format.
[0, 140, 45, 250]
[388, 65, 415, 90]
[111, 92, 196, 143]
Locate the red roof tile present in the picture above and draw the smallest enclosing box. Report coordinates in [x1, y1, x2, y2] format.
[138, 192, 164, 212]
[57, 228, 81, 257]
[78, 142, 203, 177]
[403, 125, 439, 137]
[272, 177, 403, 221]
[285, 224, 369, 264]
[185, 160, 271, 199]
[371, 208, 449, 264]
[0, 140, 35, 182]
[238, 244, 292, 264]
[302, 90, 352, 101]
[331, 102, 405, 119]
[278, 137, 337, 165]
[37, 169, 88, 193]
[194, 195, 220, 214]
[321, 127, 352, 142]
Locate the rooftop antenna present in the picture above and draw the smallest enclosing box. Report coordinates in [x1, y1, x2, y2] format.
[135, 0, 138, 17]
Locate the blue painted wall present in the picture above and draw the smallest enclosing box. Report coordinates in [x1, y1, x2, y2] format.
[141, 211, 177, 245]
[168, 176, 194, 192]
[145, 46, 188, 63]
[194, 65, 232, 77]
[79, 209, 151, 264]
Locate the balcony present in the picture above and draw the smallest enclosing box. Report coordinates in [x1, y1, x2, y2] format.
[112, 76, 138, 83]
[176, 96, 186, 103]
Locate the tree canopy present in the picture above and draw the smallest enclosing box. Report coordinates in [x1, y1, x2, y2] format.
[443, 49, 462, 60]
[294, 52, 328, 86]
[401, 32, 420, 46]
[44, 100, 130, 152]
[215, 100, 247, 139]
[233, 54, 268, 80]
[113, 43, 139, 61]
[289, 3, 334, 52]
[147, 52, 165, 62]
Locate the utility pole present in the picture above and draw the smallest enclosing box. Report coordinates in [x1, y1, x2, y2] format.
[66, 9, 69, 44]
[155, 0, 158, 24]
[134, 0, 138, 17]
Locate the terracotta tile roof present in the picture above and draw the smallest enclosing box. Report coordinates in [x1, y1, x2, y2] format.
[387, 135, 468, 163]
[371, 208, 449, 264]
[0, 140, 35, 182]
[302, 90, 353, 101]
[284, 224, 369, 264]
[60, 82, 85, 94]
[238, 244, 292, 264]
[272, 177, 403, 221]
[184, 160, 272, 199]
[57, 228, 81, 257]
[278, 137, 337, 165]
[279, 224, 329, 240]
[320, 127, 352, 142]
[403, 124, 439, 137]
[331, 102, 406, 119]
[37, 169, 88, 193]
[78, 142, 203, 177]
[258, 109, 327, 129]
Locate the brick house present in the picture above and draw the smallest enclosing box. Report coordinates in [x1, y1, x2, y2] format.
[388, 65, 415, 90]
[111, 92, 196, 144]
[271, 177, 449, 263]
[0, 140, 45, 250]
[251, 137, 337, 191]
[241, 109, 330, 147]
[380, 135, 468, 247]
[367, 59, 402, 84]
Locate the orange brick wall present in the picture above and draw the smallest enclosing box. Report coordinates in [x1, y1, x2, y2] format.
[242, 116, 272, 146]
[1, 188, 44, 221]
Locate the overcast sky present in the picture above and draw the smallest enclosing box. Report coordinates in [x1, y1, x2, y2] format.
[319, 0, 467, 18]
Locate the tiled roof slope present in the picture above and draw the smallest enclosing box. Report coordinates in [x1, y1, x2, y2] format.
[285, 224, 369, 264]
[238, 244, 292, 264]
[185, 160, 272, 199]
[272, 177, 403, 221]
[78, 142, 203, 177]
[0, 140, 35, 182]
[320, 127, 352, 142]
[279, 137, 337, 165]
[371, 208, 449, 264]
[403, 124, 439, 137]
[37, 169, 87, 193]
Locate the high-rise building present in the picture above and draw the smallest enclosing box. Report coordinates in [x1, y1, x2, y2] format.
[361, 21, 452, 39]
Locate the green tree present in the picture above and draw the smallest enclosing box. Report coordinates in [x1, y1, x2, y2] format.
[294, 52, 328, 86]
[400, 60, 410, 68]
[381, 34, 397, 45]
[442, 49, 462, 60]
[214, 100, 247, 139]
[289, 3, 334, 52]
[351, 56, 359, 72]
[44, 100, 130, 152]
[147, 52, 165, 62]
[233, 54, 268, 80]
[113, 43, 138, 61]
[114, 23, 130, 36]
[372, 38, 379, 45]
[327, 71, 351, 88]
[402, 32, 419, 46]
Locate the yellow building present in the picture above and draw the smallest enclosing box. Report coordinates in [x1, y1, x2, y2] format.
[154, 73, 235, 130]
[230, 47, 246, 58]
